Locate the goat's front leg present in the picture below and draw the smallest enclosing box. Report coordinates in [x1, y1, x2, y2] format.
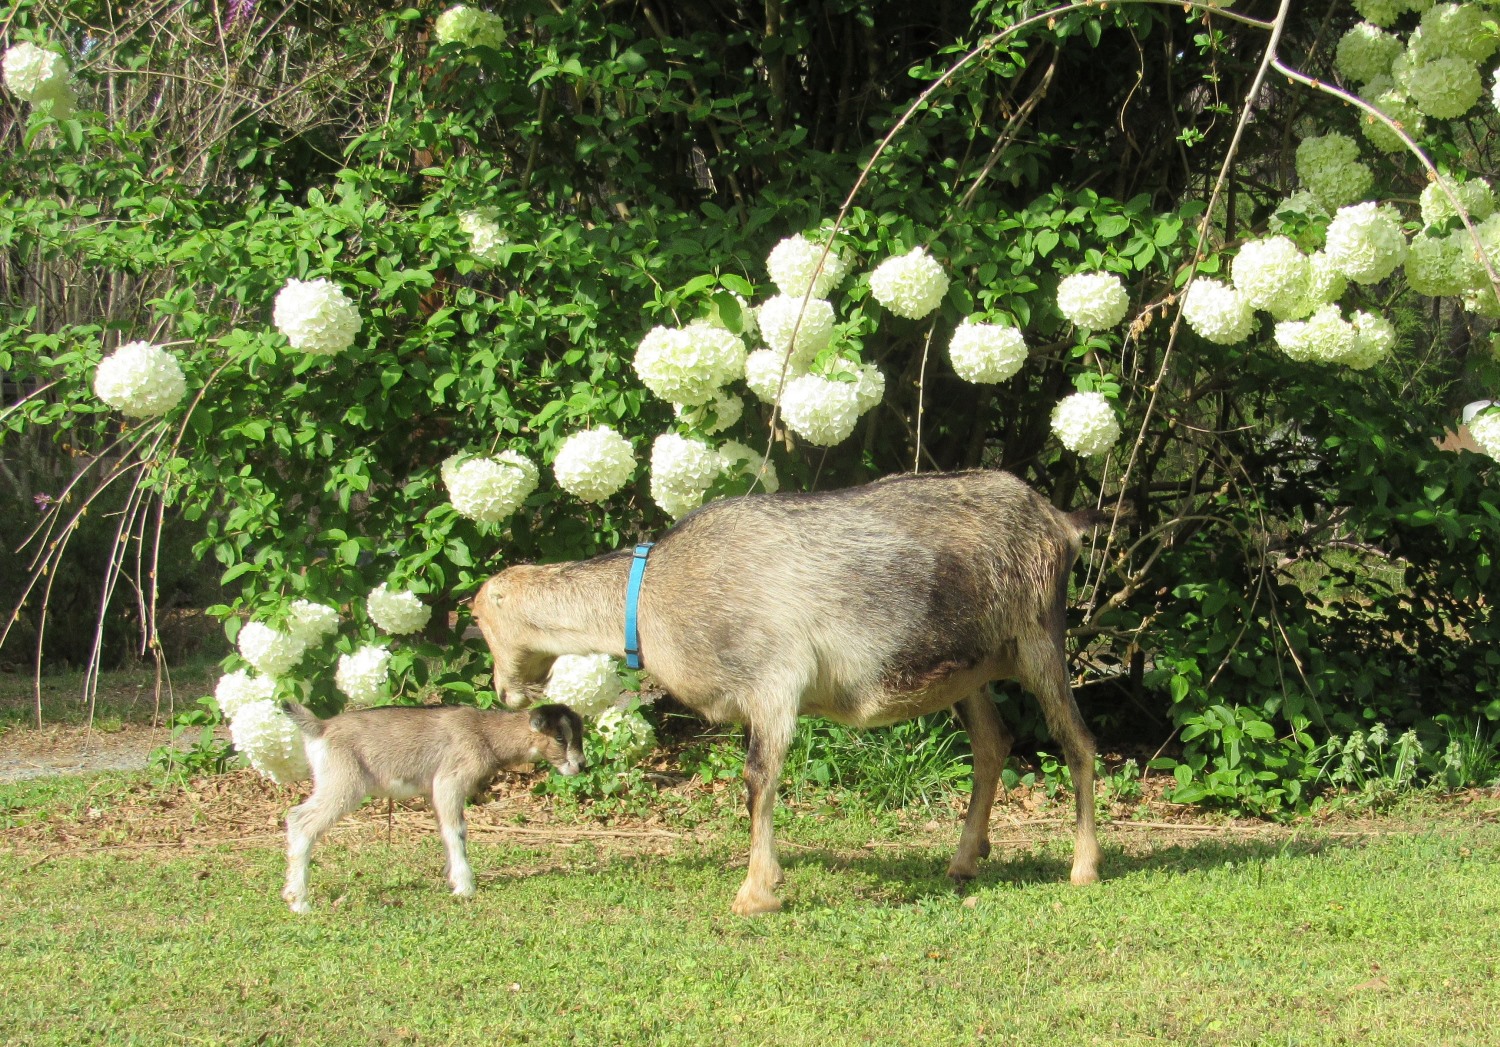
[948, 690, 1013, 883]
[733, 714, 794, 916]
[431, 777, 475, 898]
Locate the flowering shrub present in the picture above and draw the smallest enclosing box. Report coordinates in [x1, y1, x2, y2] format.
[766, 234, 848, 298]
[366, 584, 432, 635]
[649, 433, 723, 517]
[237, 623, 306, 678]
[433, 5, 505, 50]
[1181, 279, 1254, 345]
[443, 453, 538, 522]
[1, 40, 71, 113]
[779, 373, 863, 446]
[756, 295, 836, 367]
[228, 699, 309, 784]
[335, 645, 392, 706]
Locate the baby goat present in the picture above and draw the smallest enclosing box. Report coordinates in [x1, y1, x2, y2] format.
[279, 701, 585, 913]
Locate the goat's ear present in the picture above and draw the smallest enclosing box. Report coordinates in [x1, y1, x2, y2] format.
[529, 709, 547, 732]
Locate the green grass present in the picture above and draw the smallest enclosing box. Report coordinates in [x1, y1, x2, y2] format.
[3, 772, 1500, 1045]
[0, 656, 220, 730]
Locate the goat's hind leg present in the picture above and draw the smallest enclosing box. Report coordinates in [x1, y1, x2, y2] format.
[948, 689, 1013, 884]
[283, 782, 363, 913]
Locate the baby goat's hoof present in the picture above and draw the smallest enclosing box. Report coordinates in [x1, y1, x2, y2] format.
[731, 884, 783, 916]
[286, 897, 311, 915]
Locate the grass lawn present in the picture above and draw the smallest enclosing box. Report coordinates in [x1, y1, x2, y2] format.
[2, 766, 1499, 1046]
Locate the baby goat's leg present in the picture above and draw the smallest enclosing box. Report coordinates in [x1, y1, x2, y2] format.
[283, 778, 364, 913]
[430, 775, 475, 898]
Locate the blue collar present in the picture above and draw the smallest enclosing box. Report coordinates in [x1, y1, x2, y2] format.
[624, 542, 654, 670]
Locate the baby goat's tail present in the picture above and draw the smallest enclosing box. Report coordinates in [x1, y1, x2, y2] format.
[280, 700, 325, 738]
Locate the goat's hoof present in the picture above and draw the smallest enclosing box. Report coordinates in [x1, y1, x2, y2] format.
[946, 864, 978, 885]
[1070, 866, 1101, 886]
[977, 838, 992, 860]
[731, 886, 783, 916]
[452, 884, 476, 900]
[286, 898, 311, 914]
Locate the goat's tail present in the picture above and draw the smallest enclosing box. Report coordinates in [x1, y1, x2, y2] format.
[280, 700, 325, 738]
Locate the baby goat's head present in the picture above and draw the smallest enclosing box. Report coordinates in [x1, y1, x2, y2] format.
[526, 704, 586, 777]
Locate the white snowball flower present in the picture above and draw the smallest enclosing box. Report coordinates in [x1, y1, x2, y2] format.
[1056, 272, 1130, 331]
[766, 234, 848, 298]
[1295, 133, 1373, 211]
[214, 669, 276, 720]
[743, 347, 805, 403]
[757, 295, 836, 368]
[93, 341, 187, 419]
[779, 374, 862, 446]
[1324, 202, 1409, 284]
[552, 426, 636, 502]
[674, 389, 744, 434]
[367, 584, 432, 635]
[851, 362, 885, 416]
[1398, 52, 1483, 119]
[634, 324, 746, 406]
[1352, 0, 1406, 27]
[458, 210, 506, 265]
[869, 247, 950, 320]
[1470, 410, 1500, 460]
[650, 433, 723, 516]
[335, 644, 392, 705]
[545, 654, 622, 717]
[717, 439, 780, 493]
[948, 320, 1028, 383]
[1420, 177, 1495, 229]
[287, 600, 340, 647]
[1359, 88, 1426, 154]
[1337, 22, 1404, 84]
[1344, 311, 1398, 370]
[1416, 4, 1498, 66]
[2, 41, 68, 102]
[1231, 237, 1311, 319]
[444, 453, 537, 522]
[1494, 65, 1500, 113]
[433, 5, 506, 49]
[1302, 251, 1349, 310]
[272, 278, 362, 356]
[1182, 279, 1255, 345]
[1405, 231, 1479, 297]
[230, 699, 309, 784]
[1274, 304, 1359, 365]
[1050, 391, 1121, 458]
[595, 706, 657, 763]
[237, 622, 308, 677]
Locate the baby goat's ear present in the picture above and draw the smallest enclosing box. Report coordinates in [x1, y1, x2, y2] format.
[529, 709, 547, 732]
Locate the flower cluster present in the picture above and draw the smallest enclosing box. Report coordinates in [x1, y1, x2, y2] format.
[1405, 230, 1477, 297]
[367, 584, 432, 635]
[433, 5, 505, 49]
[1352, 0, 1406, 27]
[458, 210, 506, 265]
[1397, 52, 1483, 119]
[2, 41, 72, 113]
[756, 295, 835, 368]
[1056, 272, 1129, 331]
[766, 234, 848, 298]
[444, 452, 538, 522]
[1337, 22, 1403, 84]
[650, 433, 723, 517]
[595, 705, 657, 764]
[948, 320, 1028, 383]
[1413, 3, 1497, 66]
[229, 699, 309, 784]
[1419, 177, 1495, 228]
[93, 341, 187, 419]
[674, 389, 744, 435]
[272, 278, 362, 355]
[1274, 304, 1395, 368]
[1359, 86, 1425, 154]
[717, 439, 780, 493]
[1295, 133, 1373, 211]
[1231, 236, 1311, 319]
[1323, 202, 1408, 284]
[868, 247, 950, 320]
[335, 644, 392, 705]
[779, 373, 862, 447]
[552, 426, 636, 502]
[214, 669, 275, 720]
[634, 324, 748, 406]
[852, 362, 885, 416]
[1182, 279, 1255, 345]
[1470, 410, 1500, 460]
[287, 600, 340, 647]
[743, 348, 797, 403]
[544, 654, 622, 717]
[1050, 392, 1121, 458]
[238, 622, 307, 677]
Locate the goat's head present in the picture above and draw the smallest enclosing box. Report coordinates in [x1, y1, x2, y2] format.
[526, 704, 586, 776]
[472, 569, 555, 709]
